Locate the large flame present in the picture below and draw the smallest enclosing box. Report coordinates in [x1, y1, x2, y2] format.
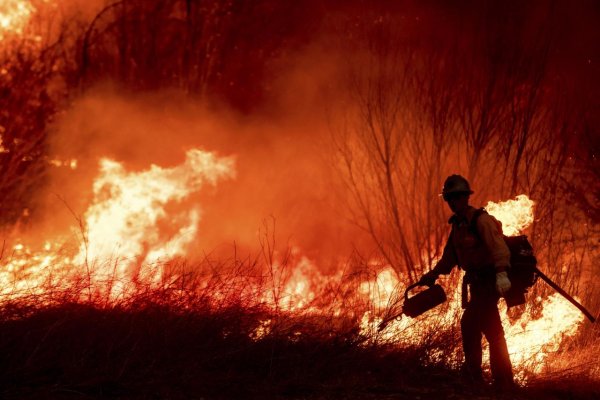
[78, 149, 235, 295]
[503, 294, 584, 375]
[77, 150, 234, 266]
[485, 194, 534, 237]
[0, 148, 235, 300]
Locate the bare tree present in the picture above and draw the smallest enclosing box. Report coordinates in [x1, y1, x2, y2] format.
[332, 9, 596, 304]
[79, 0, 234, 95]
[333, 19, 460, 281]
[0, 32, 68, 226]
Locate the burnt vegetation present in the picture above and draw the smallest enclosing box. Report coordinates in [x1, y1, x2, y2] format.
[0, 0, 598, 399]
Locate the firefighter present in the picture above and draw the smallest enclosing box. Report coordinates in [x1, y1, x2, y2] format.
[418, 174, 514, 389]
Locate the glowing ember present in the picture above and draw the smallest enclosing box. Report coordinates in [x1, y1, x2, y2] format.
[0, 134, 8, 153]
[250, 319, 272, 340]
[0, 0, 34, 40]
[0, 240, 68, 298]
[485, 194, 535, 236]
[48, 158, 78, 169]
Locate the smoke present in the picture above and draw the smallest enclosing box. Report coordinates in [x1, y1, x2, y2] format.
[42, 58, 362, 266]
[9, 0, 597, 277]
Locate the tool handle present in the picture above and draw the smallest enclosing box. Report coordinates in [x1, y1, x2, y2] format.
[404, 282, 421, 301]
[534, 266, 596, 323]
[379, 282, 419, 331]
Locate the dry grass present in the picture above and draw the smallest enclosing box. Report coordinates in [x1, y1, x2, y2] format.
[0, 272, 447, 399]
[0, 255, 597, 399]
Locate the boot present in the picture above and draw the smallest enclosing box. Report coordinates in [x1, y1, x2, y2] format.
[492, 376, 517, 393]
[460, 364, 486, 386]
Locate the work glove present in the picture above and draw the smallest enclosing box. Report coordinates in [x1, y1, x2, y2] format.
[418, 271, 438, 287]
[495, 271, 511, 295]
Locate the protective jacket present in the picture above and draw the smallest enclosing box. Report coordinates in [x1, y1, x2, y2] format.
[429, 205, 514, 385]
[432, 206, 510, 276]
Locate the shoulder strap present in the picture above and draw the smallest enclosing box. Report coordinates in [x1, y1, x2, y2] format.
[471, 208, 505, 238]
[469, 208, 487, 238]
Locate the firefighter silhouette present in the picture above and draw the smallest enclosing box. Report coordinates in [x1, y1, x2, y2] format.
[419, 175, 514, 389]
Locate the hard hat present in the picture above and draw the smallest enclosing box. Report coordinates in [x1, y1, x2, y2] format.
[441, 174, 474, 197]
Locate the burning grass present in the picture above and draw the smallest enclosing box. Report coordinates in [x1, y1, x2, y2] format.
[0, 247, 598, 399]
[0, 150, 595, 398]
[0, 254, 452, 399]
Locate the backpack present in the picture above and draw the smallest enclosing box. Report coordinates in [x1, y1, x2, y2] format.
[471, 208, 538, 307]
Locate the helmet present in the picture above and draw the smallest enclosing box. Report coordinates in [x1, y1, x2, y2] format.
[441, 174, 474, 197]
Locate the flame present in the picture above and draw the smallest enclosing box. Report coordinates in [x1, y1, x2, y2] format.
[0, 0, 34, 40]
[485, 194, 535, 236]
[279, 256, 318, 311]
[0, 240, 69, 298]
[502, 294, 584, 378]
[0, 161, 588, 384]
[261, 254, 344, 313]
[0, 0, 591, 384]
[359, 266, 464, 346]
[0, 148, 235, 300]
[361, 272, 585, 382]
[76, 149, 234, 294]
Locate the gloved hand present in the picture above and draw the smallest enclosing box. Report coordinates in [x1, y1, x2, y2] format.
[495, 271, 511, 295]
[418, 271, 438, 287]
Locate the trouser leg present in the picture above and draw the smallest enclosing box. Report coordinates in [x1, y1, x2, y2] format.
[481, 301, 514, 384]
[460, 303, 483, 380]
